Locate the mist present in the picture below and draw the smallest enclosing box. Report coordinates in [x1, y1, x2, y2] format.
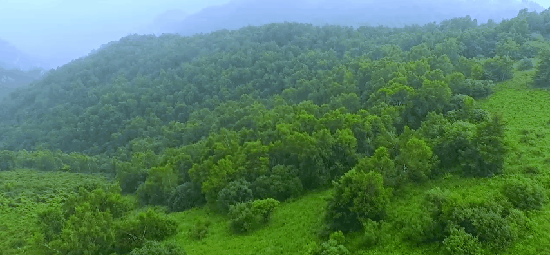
[1, 0, 549, 70]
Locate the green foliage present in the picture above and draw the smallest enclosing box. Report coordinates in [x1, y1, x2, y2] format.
[168, 181, 206, 212]
[396, 133, 437, 182]
[443, 226, 483, 255]
[307, 231, 350, 255]
[189, 218, 211, 240]
[251, 165, 303, 201]
[325, 170, 391, 233]
[115, 208, 178, 254]
[228, 198, 280, 234]
[482, 56, 514, 82]
[217, 178, 254, 214]
[129, 241, 186, 255]
[447, 72, 494, 99]
[516, 58, 534, 71]
[41, 186, 136, 255]
[502, 176, 547, 211]
[533, 49, 550, 88]
[420, 187, 528, 252]
[136, 165, 179, 206]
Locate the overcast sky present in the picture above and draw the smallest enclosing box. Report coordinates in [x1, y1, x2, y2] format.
[1, 0, 549, 69]
[0, 0, 233, 68]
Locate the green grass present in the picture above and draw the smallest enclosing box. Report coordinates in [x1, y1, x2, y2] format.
[168, 190, 331, 255]
[0, 169, 109, 255]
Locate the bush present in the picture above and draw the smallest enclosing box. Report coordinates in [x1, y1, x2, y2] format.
[482, 56, 514, 83]
[251, 165, 303, 201]
[115, 208, 178, 254]
[251, 198, 280, 223]
[533, 49, 550, 88]
[190, 218, 211, 240]
[324, 170, 392, 233]
[129, 241, 186, 255]
[421, 188, 523, 251]
[228, 198, 280, 233]
[217, 179, 254, 214]
[168, 182, 206, 212]
[517, 58, 534, 71]
[443, 226, 483, 255]
[0, 150, 15, 171]
[502, 177, 547, 211]
[136, 165, 179, 206]
[116, 162, 148, 194]
[306, 231, 350, 255]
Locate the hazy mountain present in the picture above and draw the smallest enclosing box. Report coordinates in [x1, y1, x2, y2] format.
[0, 38, 50, 71]
[171, 0, 545, 36]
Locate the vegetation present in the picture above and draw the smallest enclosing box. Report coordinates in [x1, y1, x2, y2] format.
[1, 6, 550, 255]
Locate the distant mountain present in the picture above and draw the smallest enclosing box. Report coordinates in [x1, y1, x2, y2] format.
[0, 38, 50, 71]
[171, 0, 545, 36]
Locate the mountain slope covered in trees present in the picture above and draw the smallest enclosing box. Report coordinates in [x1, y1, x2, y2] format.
[1, 6, 550, 255]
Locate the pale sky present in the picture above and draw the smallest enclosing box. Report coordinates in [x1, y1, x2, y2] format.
[0, 0, 233, 68]
[0, 0, 548, 69]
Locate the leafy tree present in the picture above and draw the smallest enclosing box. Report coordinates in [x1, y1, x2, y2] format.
[168, 181, 206, 212]
[482, 56, 514, 82]
[324, 170, 391, 233]
[502, 176, 547, 211]
[533, 49, 550, 88]
[228, 198, 280, 233]
[217, 178, 254, 213]
[396, 132, 437, 182]
[136, 165, 179, 206]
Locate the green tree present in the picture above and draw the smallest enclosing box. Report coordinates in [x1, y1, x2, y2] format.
[325, 170, 392, 233]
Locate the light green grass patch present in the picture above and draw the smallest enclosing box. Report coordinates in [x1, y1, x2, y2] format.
[169, 190, 331, 255]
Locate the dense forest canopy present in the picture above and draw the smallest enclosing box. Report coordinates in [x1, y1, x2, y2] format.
[1, 4, 550, 255]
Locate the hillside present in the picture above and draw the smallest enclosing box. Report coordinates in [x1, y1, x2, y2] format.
[1, 6, 550, 255]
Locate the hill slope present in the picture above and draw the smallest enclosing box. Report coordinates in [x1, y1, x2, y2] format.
[2, 6, 550, 255]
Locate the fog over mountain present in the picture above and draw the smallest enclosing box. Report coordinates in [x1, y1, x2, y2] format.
[0, 0, 547, 70]
[0, 39, 49, 71]
[169, 0, 545, 36]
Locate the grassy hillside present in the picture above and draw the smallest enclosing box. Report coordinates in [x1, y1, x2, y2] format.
[2, 8, 550, 255]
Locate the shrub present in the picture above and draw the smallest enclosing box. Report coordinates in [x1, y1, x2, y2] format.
[443, 226, 483, 255]
[517, 58, 534, 71]
[482, 55, 514, 83]
[251, 198, 280, 223]
[0, 150, 15, 171]
[228, 202, 257, 233]
[129, 241, 186, 255]
[190, 218, 211, 240]
[168, 182, 206, 212]
[136, 165, 179, 206]
[251, 165, 303, 201]
[228, 198, 280, 233]
[502, 177, 547, 211]
[306, 231, 350, 255]
[324, 170, 392, 233]
[115, 208, 178, 254]
[116, 162, 148, 194]
[533, 49, 550, 88]
[217, 179, 254, 214]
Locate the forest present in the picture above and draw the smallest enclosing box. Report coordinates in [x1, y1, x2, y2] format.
[1, 6, 550, 255]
